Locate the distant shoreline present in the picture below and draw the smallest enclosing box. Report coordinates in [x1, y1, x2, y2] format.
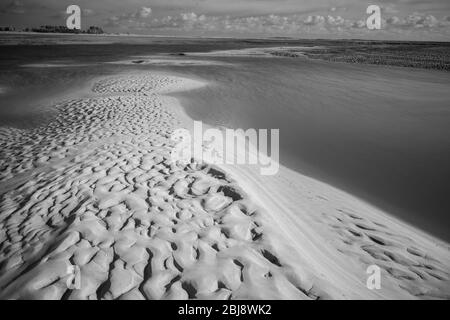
[1, 31, 450, 43]
[1, 33, 449, 71]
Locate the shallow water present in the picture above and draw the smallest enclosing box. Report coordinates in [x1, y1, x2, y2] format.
[0, 38, 449, 241]
[172, 57, 450, 241]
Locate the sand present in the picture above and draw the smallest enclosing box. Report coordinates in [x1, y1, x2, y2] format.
[0, 72, 449, 300]
[187, 46, 324, 58]
[21, 64, 90, 68]
[107, 57, 230, 67]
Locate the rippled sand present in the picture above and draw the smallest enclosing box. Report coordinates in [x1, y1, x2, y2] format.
[0, 73, 449, 300]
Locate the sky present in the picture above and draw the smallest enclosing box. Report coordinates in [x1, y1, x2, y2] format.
[0, 0, 450, 40]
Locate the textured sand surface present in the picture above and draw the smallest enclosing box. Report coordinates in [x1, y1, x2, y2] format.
[0, 72, 449, 300]
[219, 161, 450, 299]
[0, 73, 319, 300]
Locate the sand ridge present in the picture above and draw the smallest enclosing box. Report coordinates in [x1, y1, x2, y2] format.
[0, 73, 321, 300]
[218, 159, 450, 299]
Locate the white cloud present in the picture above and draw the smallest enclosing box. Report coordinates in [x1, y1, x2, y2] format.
[352, 20, 366, 29]
[138, 7, 152, 18]
[386, 13, 444, 29]
[47, 1, 446, 39]
[127, 10, 450, 39]
[105, 6, 152, 27]
[326, 15, 346, 27]
[303, 15, 325, 26]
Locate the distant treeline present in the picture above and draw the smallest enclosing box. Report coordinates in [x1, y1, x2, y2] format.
[0, 26, 104, 34]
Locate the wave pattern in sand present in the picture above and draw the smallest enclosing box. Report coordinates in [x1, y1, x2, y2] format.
[0, 74, 318, 300]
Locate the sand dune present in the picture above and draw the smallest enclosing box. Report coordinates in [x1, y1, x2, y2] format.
[0, 72, 449, 300]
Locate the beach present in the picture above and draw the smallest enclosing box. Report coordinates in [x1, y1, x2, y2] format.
[0, 69, 449, 300]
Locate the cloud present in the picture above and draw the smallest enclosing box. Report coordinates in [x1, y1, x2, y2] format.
[385, 13, 447, 29]
[143, 13, 358, 34]
[120, 9, 450, 39]
[105, 7, 152, 27]
[1, 0, 447, 40]
[352, 19, 367, 29]
[326, 15, 346, 27]
[137, 7, 152, 18]
[1, 0, 25, 14]
[303, 15, 325, 26]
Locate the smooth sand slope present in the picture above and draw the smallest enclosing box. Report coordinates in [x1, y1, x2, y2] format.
[0, 72, 449, 300]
